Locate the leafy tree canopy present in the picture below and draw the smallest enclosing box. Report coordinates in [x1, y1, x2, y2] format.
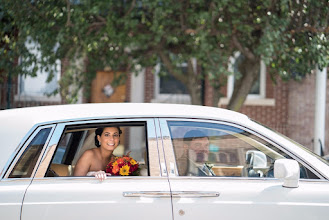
[1, 0, 328, 108]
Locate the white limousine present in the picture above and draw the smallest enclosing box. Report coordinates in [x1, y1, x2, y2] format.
[0, 103, 328, 220]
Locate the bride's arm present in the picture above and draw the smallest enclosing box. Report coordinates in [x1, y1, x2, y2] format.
[74, 150, 109, 181]
[73, 150, 93, 177]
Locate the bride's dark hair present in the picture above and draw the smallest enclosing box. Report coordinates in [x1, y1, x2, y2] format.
[94, 126, 122, 147]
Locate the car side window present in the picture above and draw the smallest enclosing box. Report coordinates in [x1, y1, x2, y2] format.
[168, 121, 319, 179]
[9, 127, 52, 178]
[46, 122, 149, 177]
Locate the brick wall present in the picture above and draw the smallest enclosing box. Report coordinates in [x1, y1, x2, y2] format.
[287, 74, 329, 154]
[125, 73, 131, 102]
[240, 77, 289, 135]
[218, 73, 290, 135]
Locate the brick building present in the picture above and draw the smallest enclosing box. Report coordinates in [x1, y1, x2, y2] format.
[125, 66, 329, 155]
[1, 63, 328, 155]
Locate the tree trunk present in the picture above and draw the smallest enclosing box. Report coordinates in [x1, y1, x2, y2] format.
[186, 59, 202, 105]
[227, 57, 260, 111]
[158, 51, 202, 105]
[187, 80, 202, 105]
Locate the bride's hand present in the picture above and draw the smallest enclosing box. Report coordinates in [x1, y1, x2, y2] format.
[87, 171, 110, 181]
[95, 170, 107, 181]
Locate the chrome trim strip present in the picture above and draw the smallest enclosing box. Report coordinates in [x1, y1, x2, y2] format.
[34, 124, 66, 178]
[123, 191, 171, 198]
[171, 191, 220, 198]
[122, 191, 220, 198]
[158, 119, 178, 176]
[30, 126, 57, 178]
[154, 119, 167, 177]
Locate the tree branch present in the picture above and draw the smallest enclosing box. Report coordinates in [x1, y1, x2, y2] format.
[124, 0, 136, 17]
[66, 0, 73, 27]
[86, 19, 107, 35]
[27, 2, 48, 21]
[290, 26, 329, 34]
[156, 49, 188, 85]
[232, 34, 255, 61]
[179, 0, 187, 31]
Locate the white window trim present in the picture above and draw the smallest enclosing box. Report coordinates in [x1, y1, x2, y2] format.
[219, 52, 275, 107]
[15, 38, 61, 102]
[151, 60, 195, 104]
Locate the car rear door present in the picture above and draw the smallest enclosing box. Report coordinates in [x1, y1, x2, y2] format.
[159, 118, 329, 220]
[0, 125, 55, 220]
[21, 119, 173, 220]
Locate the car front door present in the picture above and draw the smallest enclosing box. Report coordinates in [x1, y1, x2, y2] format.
[21, 119, 173, 220]
[159, 118, 329, 220]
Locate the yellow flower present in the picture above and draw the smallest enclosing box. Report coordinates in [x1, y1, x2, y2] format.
[119, 165, 130, 176]
[130, 159, 137, 165]
[112, 161, 118, 166]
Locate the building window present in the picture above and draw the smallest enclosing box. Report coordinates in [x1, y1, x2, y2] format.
[152, 62, 191, 104]
[219, 52, 275, 106]
[16, 39, 61, 102]
[227, 52, 266, 100]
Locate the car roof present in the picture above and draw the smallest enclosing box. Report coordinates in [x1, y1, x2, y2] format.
[0, 103, 249, 124]
[0, 103, 249, 175]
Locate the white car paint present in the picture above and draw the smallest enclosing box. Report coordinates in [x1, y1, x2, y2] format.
[0, 103, 328, 220]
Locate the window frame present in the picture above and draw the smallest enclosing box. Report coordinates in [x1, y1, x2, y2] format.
[34, 118, 162, 178]
[4, 125, 56, 179]
[152, 63, 192, 104]
[219, 52, 276, 107]
[159, 118, 323, 180]
[227, 52, 266, 100]
[15, 39, 61, 102]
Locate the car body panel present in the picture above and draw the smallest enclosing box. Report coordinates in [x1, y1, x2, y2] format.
[0, 103, 328, 220]
[22, 177, 172, 220]
[169, 178, 329, 220]
[0, 179, 30, 220]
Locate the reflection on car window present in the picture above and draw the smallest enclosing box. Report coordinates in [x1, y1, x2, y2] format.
[46, 122, 149, 177]
[168, 121, 319, 179]
[9, 127, 52, 178]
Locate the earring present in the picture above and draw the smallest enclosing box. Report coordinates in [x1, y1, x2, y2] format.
[99, 141, 101, 145]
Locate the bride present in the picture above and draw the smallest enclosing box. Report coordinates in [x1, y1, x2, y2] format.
[73, 126, 122, 181]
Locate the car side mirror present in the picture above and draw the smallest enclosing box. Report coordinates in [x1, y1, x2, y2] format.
[245, 150, 268, 177]
[274, 159, 300, 188]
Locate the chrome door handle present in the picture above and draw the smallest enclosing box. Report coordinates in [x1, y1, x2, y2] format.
[172, 191, 220, 198]
[123, 191, 171, 198]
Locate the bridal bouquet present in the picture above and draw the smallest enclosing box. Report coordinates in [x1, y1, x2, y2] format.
[106, 153, 140, 176]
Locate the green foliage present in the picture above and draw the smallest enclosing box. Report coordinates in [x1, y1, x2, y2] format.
[0, 0, 328, 103]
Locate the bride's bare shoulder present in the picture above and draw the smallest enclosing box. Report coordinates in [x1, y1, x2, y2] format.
[81, 148, 98, 159]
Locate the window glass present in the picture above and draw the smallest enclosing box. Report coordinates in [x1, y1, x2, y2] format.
[153, 62, 191, 104]
[46, 122, 149, 177]
[159, 65, 189, 95]
[168, 121, 318, 179]
[9, 127, 52, 178]
[17, 39, 61, 100]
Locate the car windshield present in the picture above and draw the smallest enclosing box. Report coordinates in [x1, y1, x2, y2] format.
[252, 120, 329, 166]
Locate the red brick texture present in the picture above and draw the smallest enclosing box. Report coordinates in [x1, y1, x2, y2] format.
[287, 74, 329, 154]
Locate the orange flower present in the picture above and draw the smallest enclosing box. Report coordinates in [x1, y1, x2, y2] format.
[123, 156, 130, 161]
[116, 157, 125, 165]
[112, 165, 120, 174]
